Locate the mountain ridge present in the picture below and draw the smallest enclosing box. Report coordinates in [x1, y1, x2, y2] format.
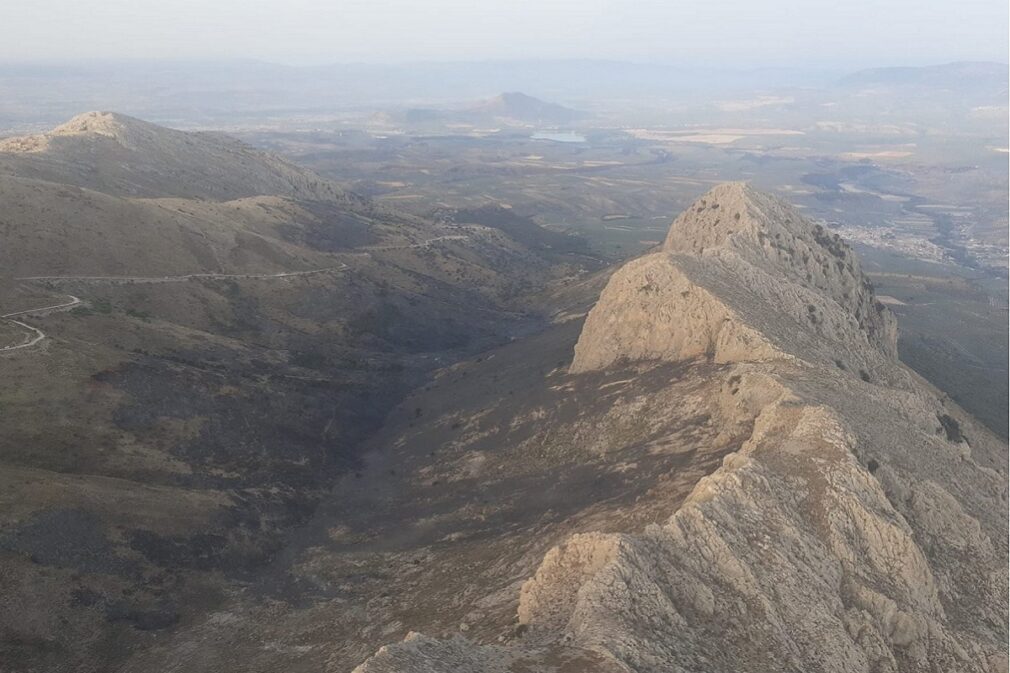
[837, 61, 1009, 89]
[352, 184, 1007, 673]
[0, 110, 352, 201]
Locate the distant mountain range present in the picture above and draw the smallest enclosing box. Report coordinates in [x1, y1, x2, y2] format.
[1, 60, 1006, 130]
[839, 61, 1009, 90]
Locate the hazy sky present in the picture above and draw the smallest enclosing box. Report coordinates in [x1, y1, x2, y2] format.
[6, 0, 1008, 67]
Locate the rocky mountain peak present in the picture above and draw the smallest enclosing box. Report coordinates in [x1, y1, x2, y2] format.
[662, 181, 773, 252]
[570, 183, 897, 373]
[52, 110, 134, 137]
[665, 182, 856, 282]
[1, 111, 151, 153]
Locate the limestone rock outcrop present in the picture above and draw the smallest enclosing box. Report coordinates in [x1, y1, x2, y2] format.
[571, 182, 897, 373]
[355, 184, 1007, 673]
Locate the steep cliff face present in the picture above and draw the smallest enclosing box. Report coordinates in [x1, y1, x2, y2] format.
[569, 253, 784, 370]
[571, 182, 898, 373]
[354, 184, 1007, 673]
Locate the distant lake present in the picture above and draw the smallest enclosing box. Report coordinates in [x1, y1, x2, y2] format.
[531, 131, 586, 143]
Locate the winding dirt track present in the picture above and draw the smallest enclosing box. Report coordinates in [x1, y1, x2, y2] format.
[14, 235, 469, 284]
[1, 266, 350, 352]
[1, 234, 469, 352]
[16, 264, 349, 284]
[1, 295, 82, 352]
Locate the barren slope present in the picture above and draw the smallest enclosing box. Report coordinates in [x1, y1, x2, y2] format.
[0, 111, 352, 201]
[0, 113, 595, 673]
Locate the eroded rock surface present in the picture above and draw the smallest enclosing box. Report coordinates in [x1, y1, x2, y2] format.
[571, 182, 897, 373]
[356, 184, 1007, 673]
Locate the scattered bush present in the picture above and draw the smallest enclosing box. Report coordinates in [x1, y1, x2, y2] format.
[937, 413, 967, 444]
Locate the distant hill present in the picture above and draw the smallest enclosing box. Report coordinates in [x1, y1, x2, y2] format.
[0, 112, 385, 276]
[395, 91, 586, 126]
[838, 61, 1009, 90]
[466, 91, 585, 123]
[0, 111, 350, 201]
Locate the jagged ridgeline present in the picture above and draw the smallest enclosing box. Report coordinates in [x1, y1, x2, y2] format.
[357, 184, 1007, 673]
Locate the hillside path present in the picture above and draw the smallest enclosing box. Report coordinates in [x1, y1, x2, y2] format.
[1, 295, 81, 352]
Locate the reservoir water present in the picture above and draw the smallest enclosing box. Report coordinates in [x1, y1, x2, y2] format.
[531, 131, 587, 143]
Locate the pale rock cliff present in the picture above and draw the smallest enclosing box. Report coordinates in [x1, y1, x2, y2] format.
[355, 184, 1007, 673]
[571, 182, 897, 373]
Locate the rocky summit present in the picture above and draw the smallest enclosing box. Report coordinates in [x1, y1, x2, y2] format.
[572, 182, 897, 373]
[355, 184, 1007, 673]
